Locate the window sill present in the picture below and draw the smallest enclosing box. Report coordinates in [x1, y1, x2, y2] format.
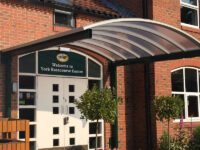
[181, 24, 200, 33]
[174, 118, 200, 123]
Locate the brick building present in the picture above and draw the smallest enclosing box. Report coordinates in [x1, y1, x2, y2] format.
[0, 0, 200, 150]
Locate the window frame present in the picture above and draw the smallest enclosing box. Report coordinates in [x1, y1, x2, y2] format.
[180, 0, 199, 28]
[172, 67, 200, 122]
[54, 9, 75, 27]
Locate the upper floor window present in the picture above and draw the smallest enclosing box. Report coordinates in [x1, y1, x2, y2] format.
[171, 67, 200, 120]
[54, 10, 74, 27]
[181, 0, 199, 27]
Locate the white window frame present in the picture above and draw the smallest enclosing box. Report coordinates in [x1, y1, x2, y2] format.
[54, 9, 75, 27]
[180, 0, 199, 28]
[172, 67, 200, 122]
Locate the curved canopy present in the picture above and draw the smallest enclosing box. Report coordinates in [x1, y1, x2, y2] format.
[69, 18, 200, 63]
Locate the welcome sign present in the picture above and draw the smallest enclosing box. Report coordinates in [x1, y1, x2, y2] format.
[38, 51, 86, 77]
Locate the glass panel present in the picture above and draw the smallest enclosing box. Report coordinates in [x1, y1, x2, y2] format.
[53, 139, 59, 146]
[53, 127, 59, 135]
[89, 122, 102, 134]
[69, 127, 75, 133]
[19, 131, 25, 139]
[53, 95, 59, 103]
[185, 68, 197, 92]
[69, 138, 75, 145]
[19, 92, 35, 105]
[188, 95, 199, 117]
[89, 137, 102, 149]
[88, 80, 100, 90]
[19, 108, 35, 121]
[54, 11, 72, 26]
[19, 76, 35, 89]
[171, 69, 184, 92]
[53, 107, 59, 114]
[69, 96, 75, 103]
[182, 0, 197, 6]
[30, 141, 35, 150]
[30, 125, 35, 138]
[181, 6, 198, 26]
[69, 85, 75, 92]
[88, 59, 101, 78]
[69, 107, 75, 114]
[53, 84, 59, 92]
[19, 53, 36, 73]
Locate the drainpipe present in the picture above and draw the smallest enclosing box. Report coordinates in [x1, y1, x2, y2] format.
[143, 0, 148, 18]
[109, 62, 118, 149]
[144, 63, 153, 150]
[4, 53, 12, 118]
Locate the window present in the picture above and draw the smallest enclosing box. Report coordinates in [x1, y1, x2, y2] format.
[69, 85, 75, 92]
[69, 138, 75, 145]
[69, 107, 75, 114]
[171, 67, 200, 120]
[54, 10, 74, 27]
[69, 127, 75, 134]
[53, 84, 59, 92]
[19, 108, 35, 121]
[19, 76, 35, 89]
[19, 92, 35, 105]
[89, 137, 102, 149]
[89, 122, 102, 134]
[53, 139, 59, 146]
[53, 95, 59, 103]
[69, 96, 75, 103]
[53, 107, 59, 114]
[19, 53, 36, 73]
[181, 0, 199, 27]
[53, 127, 59, 135]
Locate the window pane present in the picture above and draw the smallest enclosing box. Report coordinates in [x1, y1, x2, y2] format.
[53, 139, 59, 146]
[88, 59, 101, 78]
[30, 125, 35, 138]
[19, 108, 35, 121]
[19, 92, 35, 105]
[19, 53, 35, 73]
[89, 137, 102, 149]
[53, 84, 59, 92]
[55, 11, 73, 26]
[53, 95, 59, 103]
[182, 0, 197, 6]
[19, 76, 35, 89]
[30, 142, 35, 150]
[53, 107, 59, 114]
[89, 122, 102, 134]
[69, 126, 75, 134]
[53, 127, 59, 135]
[69, 107, 75, 114]
[69, 85, 75, 92]
[181, 6, 198, 26]
[185, 68, 197, 92]
[188, 96, 199, 117]
[69, 96, 75, 103]
[171, 69, 184, 92]
[88, 80, 101, 90]
[69, 138, 75, 145]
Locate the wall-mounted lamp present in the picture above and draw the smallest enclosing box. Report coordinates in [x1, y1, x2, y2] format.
[12, 82, 17, 93]
[59, 47, 71, 52]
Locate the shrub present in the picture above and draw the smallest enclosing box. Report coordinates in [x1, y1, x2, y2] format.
[188, 126, 200, 150]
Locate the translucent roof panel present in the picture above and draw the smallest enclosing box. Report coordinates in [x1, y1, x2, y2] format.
[69, 18, 200, 63]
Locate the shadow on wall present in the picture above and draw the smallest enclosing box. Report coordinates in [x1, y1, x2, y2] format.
[124, 63, 157, 150]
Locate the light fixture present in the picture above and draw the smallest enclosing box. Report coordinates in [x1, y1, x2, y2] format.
[59, 47, 71, 52]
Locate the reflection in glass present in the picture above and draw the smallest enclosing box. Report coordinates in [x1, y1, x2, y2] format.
[188, 96, 198, 117]
[19, 92, 35, 105]
[171, 69, 184, 92]
[185, 68, 197, 92]
[182, 0, 197, 5]
[181, 7, 198, 26]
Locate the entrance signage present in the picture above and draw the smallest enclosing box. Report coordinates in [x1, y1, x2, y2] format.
[38, 51, 86, 77]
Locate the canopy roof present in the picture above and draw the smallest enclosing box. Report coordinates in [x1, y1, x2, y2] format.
[69, 18, 200, 63]
[2, 18, 200, 65]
